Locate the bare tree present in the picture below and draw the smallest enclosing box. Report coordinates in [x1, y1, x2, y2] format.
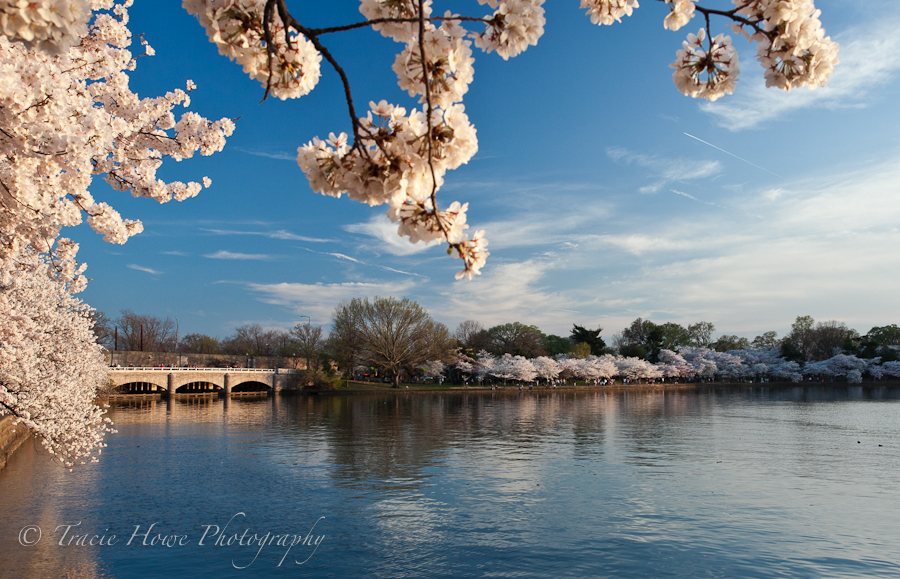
[178, 333, 221, 354]
[486, 322, 546, 357]
[711, 334, 750, 352]
[336, 296, 453, 387]
[89, 310, 114, 349]
[328, 298, 367, 377]
[454, 320, 484, 345]
[291, 322, 324, 373]
[751, 331, 779, 350]
[221, 324, 288, 356]
[810, 320, 858, 360]
[688, 322, 716, 348]
[115, 309, 177, 352]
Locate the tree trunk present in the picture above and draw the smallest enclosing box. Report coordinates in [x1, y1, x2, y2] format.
[392, 374, 400, 388]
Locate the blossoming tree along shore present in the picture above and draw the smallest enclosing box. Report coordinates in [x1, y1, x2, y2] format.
[0, 0, 233, 466]
[0, 0, 838, 464]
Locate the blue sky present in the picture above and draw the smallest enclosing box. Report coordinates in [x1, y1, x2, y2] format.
[72, 0, 900, 342]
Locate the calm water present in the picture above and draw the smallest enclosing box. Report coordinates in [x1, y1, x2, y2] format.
[1, 386, 899, 578]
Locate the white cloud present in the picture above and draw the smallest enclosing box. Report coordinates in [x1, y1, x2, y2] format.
[205, 250, 276, 260]
[702, 17, 900, 130]
[201, 228, 332, 243]
[343, 215, 440, 256]
[127, 264, 162, 274]
[586, 233, 705, 256]
[326, 252, 364, 264]
[605, 147, 722, 193]
[478, 201, 612, 250]
[639, 182, 665, 194]
[233, 146, 295, 161]
[246, 280, 417, 324]
[671, 189, 699, 202]
[574, 156, 900, 334]
[431, 259, 579, 334]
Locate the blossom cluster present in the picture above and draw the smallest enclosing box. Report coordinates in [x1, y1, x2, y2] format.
[359, 0, 433, 43]
[0, 248, 113, 468]
[471, 0, 545, 60]
[732, 0, 839, 90]
[183, 0, 322, 100]
[0, 0, 92, 55]
[663, 0, 695, 31]
[297, 98, 486, 278]
[670, 29, 740, 101]
[580, 0, 639, 27]
[585, 0, 836, 99]
[0, 1, 233, 282]
[393, 18, 474, 110]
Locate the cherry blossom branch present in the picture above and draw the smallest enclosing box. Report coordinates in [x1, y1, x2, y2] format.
[266, 1, 366, 150]
[304, 15, 490, 37]
[417, 0, 448, 241]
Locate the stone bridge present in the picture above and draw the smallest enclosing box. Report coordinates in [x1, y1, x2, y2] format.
[108, 367, 298, 396]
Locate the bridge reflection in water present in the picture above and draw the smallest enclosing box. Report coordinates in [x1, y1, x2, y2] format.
[107, 367, 297, 399]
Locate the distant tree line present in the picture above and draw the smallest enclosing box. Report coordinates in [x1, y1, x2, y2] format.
[92, 304, 900, 387]
[604, 315, 900, 364]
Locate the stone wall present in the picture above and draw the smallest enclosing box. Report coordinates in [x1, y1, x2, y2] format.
[105, 350, 306, 370]
[0, 415, 31, 472]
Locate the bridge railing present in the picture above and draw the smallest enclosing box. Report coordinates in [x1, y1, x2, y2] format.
[108, 367, 297, 373]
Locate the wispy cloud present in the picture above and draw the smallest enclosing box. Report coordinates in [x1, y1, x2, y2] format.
[671, 188, 726, 209]
[606, 147, 722, 192]
[201, 228, 332, 243]
[671, 189, 699, 202]
[343, 215, 440, 256]
[204, 250, 276, 260]
[127, 264, 162, 274]
[477, 200, 612, 250]
[326, 252, 364, 264]
[701, 17, 900, 130]
[232, 146, 295, 161]
[683, 133, 784, 178]
[639, 182, 665, 194]
[160, 250, 188, 256]
[300, 246, 428, 278]
[587, 233, 704, 256]
[247, 280, 417, 323]
[433, 259, 579, 330]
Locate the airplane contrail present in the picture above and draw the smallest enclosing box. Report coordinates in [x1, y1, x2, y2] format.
[684, 132, 784, 179]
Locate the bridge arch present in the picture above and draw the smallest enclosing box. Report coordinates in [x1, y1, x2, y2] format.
[176, 381, 222, 394]
[231, 380, 271, 393]
[107, 368, 288, 396]
[116, 381, 164, 394]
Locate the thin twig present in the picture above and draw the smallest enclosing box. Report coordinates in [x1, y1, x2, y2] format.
[261, 0, 277, 102]
[306, 15, 489, 37]
[417, 0, 449, 241]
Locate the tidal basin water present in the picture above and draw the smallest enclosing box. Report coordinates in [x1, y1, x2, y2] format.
[1, 386, 900, 578]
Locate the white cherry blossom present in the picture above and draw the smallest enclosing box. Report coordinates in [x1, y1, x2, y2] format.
[670, 28, 740, 101]
[580, 0, 639, 26]
[663, 0, 695, 31]
[471, 0, 545, 60]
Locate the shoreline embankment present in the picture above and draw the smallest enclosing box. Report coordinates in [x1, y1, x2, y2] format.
[101, 379, 900, 400]
[0, 415, 30, 472]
